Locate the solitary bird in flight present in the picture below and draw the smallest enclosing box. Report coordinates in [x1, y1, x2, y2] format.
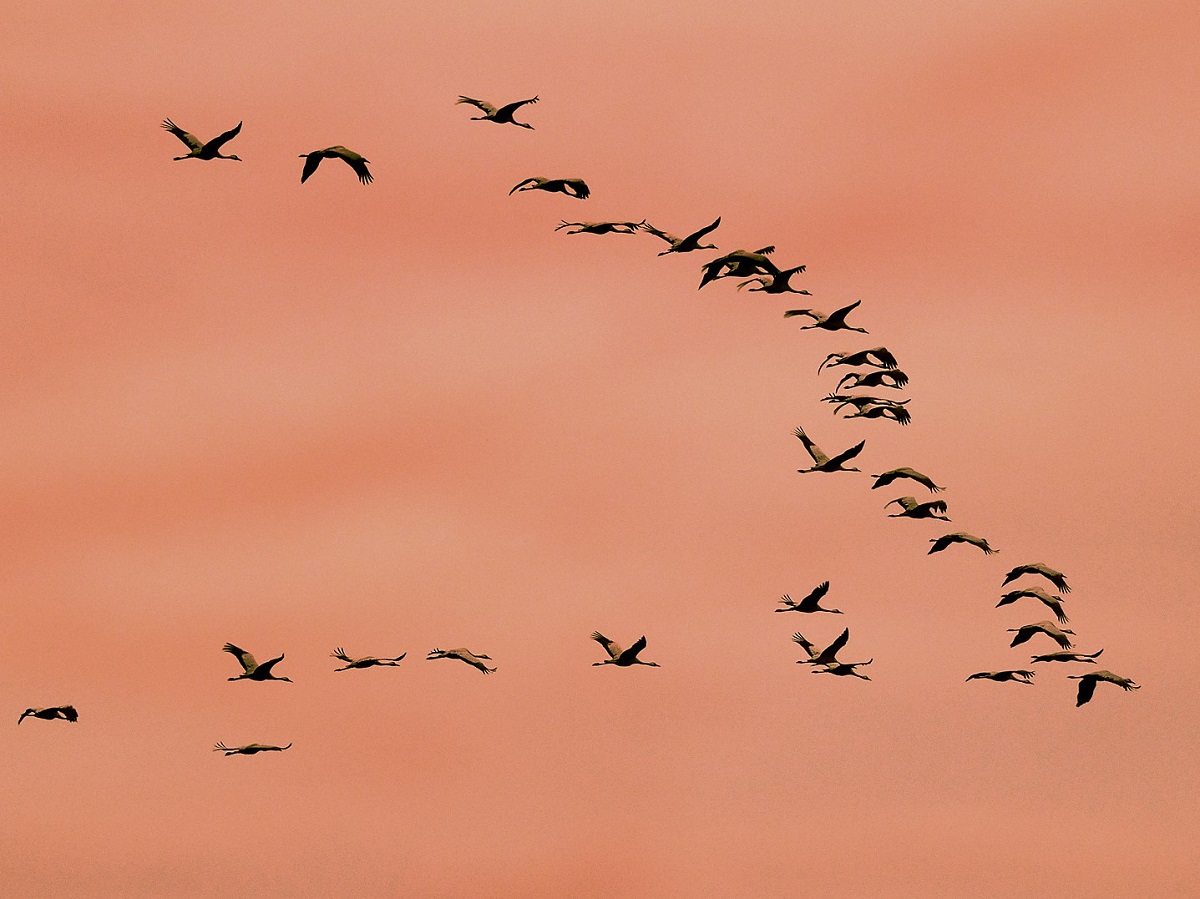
[18, 706, 78, 725]
[591, 632, 660, 667]
[775, 582, 842, 614]
[223, 643, 293, 682]
[299, 146, 373, 184]
[161, 118, 242, 161]
[640, 217, 722, 255]
[510, 176, 590, 199]
[794, 427, 866, 474]
[1068, 670, 1140, 707]
[214, 742, 292, 756]
[330, 648, 407, 671]
[457, 95, 539, 129]
[427, 647, 496, 674]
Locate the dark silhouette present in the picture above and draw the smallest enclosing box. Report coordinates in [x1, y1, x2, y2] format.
[299, 147, 373, 184]
[161, 118, 242, 161]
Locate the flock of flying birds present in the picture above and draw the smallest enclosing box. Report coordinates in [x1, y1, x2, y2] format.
[16, 95, 1138, 752]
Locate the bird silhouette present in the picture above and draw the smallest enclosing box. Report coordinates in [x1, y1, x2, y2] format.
[427, 647, 496, 674]
[870, 467, 943, 493]
[885, 496, 950, 520]
[18, 706, 78, 725]
[1007, 621, 1075, 650]
[640, 217, 722, 254]
[1002, 563, 1071, 594]
[794, 427, 865, 474]
[223, 643, 293, 682]
[775, 582, 842, 614]
[1029, 649, 1103, 664]
[555, 220, 643, 235]
[929, 533, 997, 555]
[737, 266, 810, 294]
[591, 632, 660, 667]
[784, 300, 868, 333]
[965, 670, 1035, 684]
[836, 369, 909, 391]
[510, 177, 590, 199]
[161, 119, 242, 161]
[793, 629, 872, 678]
[841, 403, 911, 426]
[1068, 670, 1140, 707]
[457, 95, 539, 128]
[330, 648, 407, 671]
[697, 248, 779, 288]
[213, 742, 292, 756]
[299, 147, 373, 184]
[997, 587, 1069, 624]
[818, 347, 900, 374]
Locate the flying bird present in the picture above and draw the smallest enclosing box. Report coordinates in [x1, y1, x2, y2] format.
[840, 403, 911, 426]
[161, 118, 242, 161]
[793, 629, 872, 678]
[793, 427, 866, 474]
[1068, 670, 1140, 707]
[811, 661, 873, 680]
[997, 587, 1069, 624]
[555, 220, 643, 235]
[835, 369, 910, 391]
[929, 533, 998, 555]
[223, 643, 293, 682]
[330, 648, 407, 671]
[775, 582, 842, 614]
[737, 266, 810, 294]
[427, 647, 496, 674]
[1007, 621, 1075, 651]
[456, 95, 539, 128]
[885, 496, 950, 520]
[784, 300, 868, 333]
[591, 632, 660, 667]
[1002, 563, 1071, 594]
[823, 393, 910, 411]
[965, 670, 1035, 684]
[870, 467, 943, 493]
[639, 217, 721, 254]
[818, 347, 900, 373]
[1030, 649, 1103, 664]
[509, 177, 590, 199]
[299, 146, 373, 184]
[18, 706, 78, 725]
[697, 248, 780, 289]
[213, 742, 292, 756]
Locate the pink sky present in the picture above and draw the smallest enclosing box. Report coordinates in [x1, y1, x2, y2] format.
[2, 2, 1197, 895]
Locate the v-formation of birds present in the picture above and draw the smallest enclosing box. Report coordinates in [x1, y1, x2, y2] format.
[22, 96, 1138, 748]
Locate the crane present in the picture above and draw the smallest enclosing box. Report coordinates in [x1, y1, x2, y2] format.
[996, 587, 1069, 624]
[929, 533, 997, 555]
[214, 742, 292, 756]
[1068, 670, 1140, 707]
[870, 467, 942, 493]
[784, 300, 868, 333]
[223, 643, 293, 682]
[818, 347, 900, 373]
[1030, 649, 1103, 664]
[697, 248, 780, 289]
[775, 582, 842, 614]
[836, 369, 909, 391]
[510, 177, 590, 199]
[330, 648, 407, 671]
[18, 706, 78, 725]
[736, 266, 810, 294]
[555, 220, 643, 235]
[885, 496, 950, 520]
[1002, 563, 1071, 594]
[639, 216, 721, 254]
[591, 632, 660, 667]
[299, 147, 373, 184]
[427, 647, 496, 674]
[457, 95, 539, 128]
[965, 670, 1035, 684]
[1007, 621, 1075, 650]
[161, 119, 242, 161]
[794, 427, 865, 474]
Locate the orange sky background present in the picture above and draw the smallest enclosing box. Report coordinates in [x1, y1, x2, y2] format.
[2, 2, 1198, 895]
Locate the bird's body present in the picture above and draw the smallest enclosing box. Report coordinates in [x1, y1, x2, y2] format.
[784, 300, 868, 333]
[640, 217, 721, 254]
[1007, 621, 1075, 650]
[737, 266, 809, 294]
[870, 467, 943, 493]
[1030, 649, 1103, 664]
[18, 706, 78, 725]
[555, 220, 643, 235]
[966, 670, 1035, 684]
[223, 643, 293, 682]
[457, 95, 539, 128]
[794, 427, 865, 474]
[510, 177, 590, 199]
[836, 369, 909, 391]
[818, 347, 900, 373]
[929, 533, 997, 555]
[214, 742, 292, 756]
[591, 632, 660, 667]
[427, 647, 496, 674]
[997, 587, 1069, 624]
[1068, 670, 1140, 707]
[885, 496, 950, 520]
[299, 146, 373, 184]
[330, 648, 407, 671]
[1002, 563, 1071, 594]
[775, 582, 842, 614]
[161, 119, 242, 161]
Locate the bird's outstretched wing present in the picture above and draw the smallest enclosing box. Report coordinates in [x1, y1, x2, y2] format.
[223, 643, 256, 673]
[206, 121, 243, 152]
[456, 96, 497, 115]
[827, 440, 866, 468]
[688, 216, 722, 241]
[1075, 676, 1098, 707]
[331, 648, 353, 663]
[618, 635, 648, 663]
[300, 153, 323, 183]
[591, 631, 622, 660]
[793, 428, 828, 465]
[162, 119, 203, 151]
[498, 96, 538, 116]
